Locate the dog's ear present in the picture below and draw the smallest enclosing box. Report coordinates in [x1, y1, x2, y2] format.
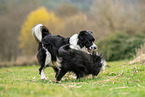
[79, 30, 87, 36]
[78, 30, 88, 42]
[80, 30, 93, 35]
[88, 31, 93, 34]
[78, 31, 87, 48]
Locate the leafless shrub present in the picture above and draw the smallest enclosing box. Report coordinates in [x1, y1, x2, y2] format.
[91, 0, 145, 36]
[61, 13, 91, 36]
[55, 3, 79, 17]
[60, 0, 145, 40]
[0, 0, 39, 61]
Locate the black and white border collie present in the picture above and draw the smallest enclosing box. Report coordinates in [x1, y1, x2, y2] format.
[55, 44, 106, 82]
[32, 24, 97, 80]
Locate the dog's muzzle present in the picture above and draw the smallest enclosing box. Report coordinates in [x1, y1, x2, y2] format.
[90, 43, 97, 50]
[88, 43, 97, 53]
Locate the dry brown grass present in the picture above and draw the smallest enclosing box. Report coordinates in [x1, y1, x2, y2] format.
[130, 43, 145, 64]
[15, 55, 38, 65]
[0, 55, 38, 67]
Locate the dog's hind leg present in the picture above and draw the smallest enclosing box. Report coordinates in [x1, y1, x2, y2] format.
[76, 73, 85, 79]
[76, 65, 86, 79]
[56, 69, 67, 82]
[52, 67, 59, 78]
[53, 67, 59, 73]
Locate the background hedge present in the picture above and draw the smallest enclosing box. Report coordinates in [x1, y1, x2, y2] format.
[98, 32, 145, 61]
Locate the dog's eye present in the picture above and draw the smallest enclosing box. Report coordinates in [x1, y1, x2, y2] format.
[89, 39, 94, 42]
[92, 39, 95, 42]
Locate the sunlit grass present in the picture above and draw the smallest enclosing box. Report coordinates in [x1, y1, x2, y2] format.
[0, 61, 145, 97]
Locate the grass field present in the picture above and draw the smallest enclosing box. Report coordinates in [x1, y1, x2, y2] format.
[0, 61, 145, 97]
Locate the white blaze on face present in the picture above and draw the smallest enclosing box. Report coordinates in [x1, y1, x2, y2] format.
[88, 43, 97, 54]
[89, 42, 97, 50]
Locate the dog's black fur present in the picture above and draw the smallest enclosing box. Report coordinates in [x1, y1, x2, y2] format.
[33, 24, 97, 79]
[41, 34, 69, 61]
[37, 35, 69, 74]
[37, 30, 96, 76]
[41, 30, 96, 61]
[55, 44, 105, 81]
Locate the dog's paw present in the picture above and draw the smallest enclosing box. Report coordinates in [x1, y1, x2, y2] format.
[92, 75, 98, 79]
[55, 80, 61, 83]
[41, 77, 47, 80]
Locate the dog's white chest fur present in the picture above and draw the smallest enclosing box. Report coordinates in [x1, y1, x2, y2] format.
[70, 34, 80, 50]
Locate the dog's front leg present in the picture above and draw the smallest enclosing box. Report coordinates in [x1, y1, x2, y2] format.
[76, 73, 85, 79]
[56, 70, 67, 83]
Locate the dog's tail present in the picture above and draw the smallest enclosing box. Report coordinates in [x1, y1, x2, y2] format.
[92, 51, 107, 70]
[32, 24, 50, 43]
[58, 44, 72, 55]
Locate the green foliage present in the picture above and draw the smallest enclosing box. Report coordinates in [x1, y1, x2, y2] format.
[0, 61, 145, 97]
[98, 32, 145, 61]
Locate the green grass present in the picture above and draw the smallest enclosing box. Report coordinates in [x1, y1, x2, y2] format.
[0, 61, 145, 97]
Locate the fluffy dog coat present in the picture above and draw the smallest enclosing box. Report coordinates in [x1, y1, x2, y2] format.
[55, 45, 106, 81]
[32, 24, 97, 79]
